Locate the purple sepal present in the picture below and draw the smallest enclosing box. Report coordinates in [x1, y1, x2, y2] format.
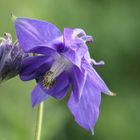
[14, 17, 62, 52]
[68, 76, 101, 133]
[32, 83, 49, 107]
[20, 56, 53, 81]
[38, 71, 69, 100]
[69, 65, 87, 102]
[83, 60, 110, 95]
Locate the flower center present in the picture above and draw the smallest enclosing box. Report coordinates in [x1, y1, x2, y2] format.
[42, 71, 55, 89]
[42, 56, 70, 89]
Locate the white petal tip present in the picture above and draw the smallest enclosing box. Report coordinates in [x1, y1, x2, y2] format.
[91, 129, 94, 135]
[109, 91, 116, 96]
[11, 13, 17, 22]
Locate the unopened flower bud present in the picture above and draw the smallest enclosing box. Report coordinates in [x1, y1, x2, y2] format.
[0, 33, 28, 83]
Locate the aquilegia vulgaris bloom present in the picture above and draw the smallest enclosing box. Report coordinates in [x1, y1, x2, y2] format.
[0, 32, 28, 83]
[13, 17, 114, 133]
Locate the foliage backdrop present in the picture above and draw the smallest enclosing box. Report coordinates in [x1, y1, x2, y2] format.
[0, 0, 140, 140]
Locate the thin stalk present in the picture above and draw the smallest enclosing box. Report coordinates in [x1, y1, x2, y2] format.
[34, 102, 44, 140]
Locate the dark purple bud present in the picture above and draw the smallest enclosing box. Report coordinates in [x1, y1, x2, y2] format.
[0, 33, 28, 83]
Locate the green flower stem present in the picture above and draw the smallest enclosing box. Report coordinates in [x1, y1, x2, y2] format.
[34, 102, 44, 140]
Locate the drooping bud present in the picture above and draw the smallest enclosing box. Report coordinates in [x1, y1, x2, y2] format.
[0, 33, 28, 83]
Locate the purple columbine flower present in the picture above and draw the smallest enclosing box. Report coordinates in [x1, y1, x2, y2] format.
[14, 17, 114, 133]
[0, 33, 28, 83]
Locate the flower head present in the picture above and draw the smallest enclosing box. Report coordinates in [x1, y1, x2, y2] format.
[14, 17, 114, 133]
[0, 33, 28, 83]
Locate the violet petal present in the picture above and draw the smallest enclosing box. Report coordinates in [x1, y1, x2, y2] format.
[20, 56, 53, 81]
[83, 60, 110, 95]
[68, 76, 101, 133]
[32, 83, 49, 107]
[63, 28, 88, 68]
[39, 71, 69, 100]
[14, 17, 62, 52]
[70, 65, 87, 102]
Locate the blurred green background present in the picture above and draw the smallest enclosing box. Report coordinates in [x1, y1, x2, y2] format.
[0, 0, 140, 140]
